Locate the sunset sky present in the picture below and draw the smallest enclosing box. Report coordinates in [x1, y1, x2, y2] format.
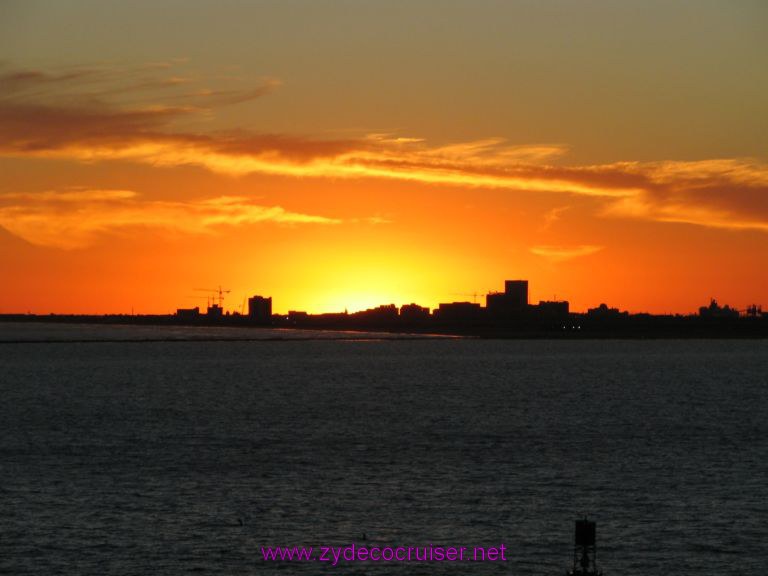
[1, 0, 767, 314]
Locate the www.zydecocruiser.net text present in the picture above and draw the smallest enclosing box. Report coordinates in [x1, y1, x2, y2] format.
[261, 543, 508, 566]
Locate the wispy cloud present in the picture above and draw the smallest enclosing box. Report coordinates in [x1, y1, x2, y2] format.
[0, 62, 279, 108]
[2, 63, 768, 234]
[0, 189, 341, 249]
[530, 245, 604, 262]
[603, 195, 768, 233]
[539, 205, 570, 231]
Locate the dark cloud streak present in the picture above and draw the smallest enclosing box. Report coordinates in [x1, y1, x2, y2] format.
[1, 63, 767, 233]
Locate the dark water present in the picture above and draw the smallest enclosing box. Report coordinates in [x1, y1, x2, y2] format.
[1, 323, 767, 575]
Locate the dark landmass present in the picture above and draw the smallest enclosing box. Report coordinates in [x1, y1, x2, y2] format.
[3, 279, 765, 339]
[1, 309, 766, 339]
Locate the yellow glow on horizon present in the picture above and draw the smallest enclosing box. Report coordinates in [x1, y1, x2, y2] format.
[284, 268, 428, 315]
[256, 242, 470, 315]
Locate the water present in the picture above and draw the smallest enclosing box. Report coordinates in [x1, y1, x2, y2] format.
[1, 323, 767, 575]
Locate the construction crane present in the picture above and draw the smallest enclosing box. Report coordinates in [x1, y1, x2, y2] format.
[450, 292, 483, 304]
[194, 286, 231, 309]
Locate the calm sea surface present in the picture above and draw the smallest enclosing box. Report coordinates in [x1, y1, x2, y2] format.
[1, 323, 766, 575]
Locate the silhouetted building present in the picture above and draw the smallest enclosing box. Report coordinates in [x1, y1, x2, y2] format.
[534, 300, 569, 320]
[434, 301, 482, 324]
[745, 304, 763, 317]
[486, 292, 508, 313]
[207, 303, 223, 317]
[699, 299, 739, 319]
[504, 280, 528, 308]
[287, 310, 309, 325]
[311, 312, 349, 325]
[352, 304, 398, 323]
[176, 307, 200, 320]
[248, 295, 272, 324]
[399, 303, 430, 322]
[587, 303, 627, 319]
[486, 279, 530, 321]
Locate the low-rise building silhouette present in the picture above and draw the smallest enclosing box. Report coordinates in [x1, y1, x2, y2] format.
[207, 303, 223, 317]
[534, 300, 569, 320]
[287, 310, 309, 324]
[587, 303, 627, 319]
[400, 303, 430, 322]
[176, 307, 200, 320]
[434, 301, 483, 323]
[699, 299, 739, 319]
[352, 304, 399, 323]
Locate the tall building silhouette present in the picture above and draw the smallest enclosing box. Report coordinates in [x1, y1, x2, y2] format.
[248, 295, 272, 324]
[487, 279, 529, 317]
[504, 280, 528, 308]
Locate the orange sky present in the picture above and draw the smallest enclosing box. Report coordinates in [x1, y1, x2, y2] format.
[1, 1, 767, 314]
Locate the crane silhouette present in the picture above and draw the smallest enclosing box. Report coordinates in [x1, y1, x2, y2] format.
[450, 292, 482, 304]
[193, 286, 231, 309]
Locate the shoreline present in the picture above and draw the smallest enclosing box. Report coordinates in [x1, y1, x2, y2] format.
[1, 315, 767, 340]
